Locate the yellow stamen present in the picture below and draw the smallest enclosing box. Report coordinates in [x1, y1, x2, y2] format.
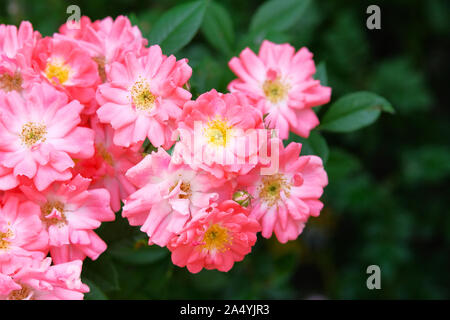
[41, 201, 67, 227]
[258, 173, 291, 206]
[201, 223, 232, 252]
[97, 144, 114, 166]
[45, 60, 70, 84]
[130, 78, 156, 111]
[93, 56, 107, 83]
[0, 71, 22, 92]
[169, 181, 192, 199]
[0, 228, 14, 250]
[263, 78, 289, 104]
[8, 285, 34, 300]
[19, 122, 47, 147]
[204, 118, 233, 147]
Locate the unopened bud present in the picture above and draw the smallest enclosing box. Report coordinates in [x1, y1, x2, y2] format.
[233, 190, 251, 207]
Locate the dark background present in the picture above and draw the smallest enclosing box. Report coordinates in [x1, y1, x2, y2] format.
[1, 0, 449, 299]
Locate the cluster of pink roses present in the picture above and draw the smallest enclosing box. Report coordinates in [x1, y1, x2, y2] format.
[0, 16, 330, 299]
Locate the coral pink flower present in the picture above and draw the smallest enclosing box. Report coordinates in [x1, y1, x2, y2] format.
[238, 141, 328, 243]
[0, 165, 18, 191]
[173, 89, 264, 180]
[33, 37, 99, 104]
[19, 174, 115, 264]
[228, 40, 331, 139]
[123, 148, 219, 246]
[96, 45, 192, 148]
[0, 21, 40, 59]
[0, 83, 95, 191]
[57, 15, 147, 82]
[0, 193, 48, 262]
[0, 22, 40, 93]
[73, 116, 142, 212]
[0, 54, 39, 93]
[0, 257, 89, 300]
[167, 200, 260, 273]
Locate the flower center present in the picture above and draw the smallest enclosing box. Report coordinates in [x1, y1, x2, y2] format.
[93, 56, 107, 82]
[258, 173, 291, 206]
[202, 223, 231, 252]
[0, 71, 22, 92]
[0, 228, 14, 250]
[130, 78, 156, 111]
[97, 144, 114, 166]
[204, 118, 233, 147]
[263, 78, 289, 104]
[41, 201, 67, 227]
[45, 60, 70, 84]
[169, 181, 192, 199]
[20, 122, 47, 147]
[8, 284, 34, 300]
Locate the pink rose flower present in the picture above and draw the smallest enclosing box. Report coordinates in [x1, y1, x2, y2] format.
[173, 89, 264, 180]
[96, 45, 192, 148]
[0, 257, 88, 300]
[0, 83, 95, 191]
[168, 200, 260, 273]
[0, 193, 48, 262]
[228, 40, 331, 139]
[33, 37, 99, 104]
[238, 141, 328, 243]
[123, 148, 218, 246]
[19, 174, 115, 264]
[73, 116, 142, 212]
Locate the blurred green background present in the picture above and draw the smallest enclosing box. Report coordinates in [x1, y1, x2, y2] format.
[2, 0, 449, 299]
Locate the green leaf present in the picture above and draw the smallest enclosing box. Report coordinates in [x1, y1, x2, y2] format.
[148, 0, 208, 54]
[288, 131, 329, 163]
[314, 61, 328, 86]
[83, 278, 108, 300]
[201, 1, 234, 56]
[249, 0, 311, 33]
[109, 238, 169, 265]
[82, 254, 120, 293]
[313, 61, 328, 113]
[319, 91, 394, 132]
[326, 148, 362, 180]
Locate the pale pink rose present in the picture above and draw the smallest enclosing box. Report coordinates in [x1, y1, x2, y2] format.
[173, 89, 265, 180]
[0, 165, 18, 191]
[0, 22, 40, 93]
[57, 15, 147, 69]
[0, 257, 89, 300]
[32, 37, 99, 104]
[0, 21, 40, 59]
[96, 45, 192, 148]
[0, 193, 48, 262]
[228, 40, 331, 139]
[19, 174, 115, 264]
[123, 148, 219, 246]
[73, 116, 142, 212]
[0, 83, 94, 191]
[0, 54, 40, 93]
[238, 141, 328, 243]
[168, 201, 260, 273]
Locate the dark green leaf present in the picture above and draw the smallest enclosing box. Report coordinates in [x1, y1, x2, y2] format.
[319, 91, 394, 132]
[201, 2, 234, 56]
[82, 254, 120, 292]
[109, 239, 169, 265]
[250, 0, 311, 33]
[149, 0, 208, 54]
[288, 131, 329, 163]
[83, 278, 108, 300]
